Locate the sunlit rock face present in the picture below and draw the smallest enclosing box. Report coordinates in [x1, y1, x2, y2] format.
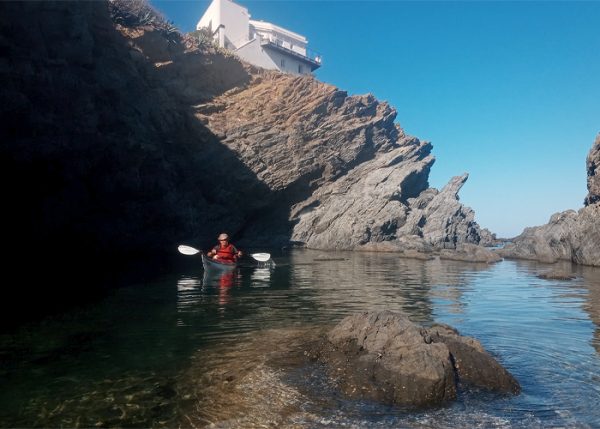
[499, 135, 600, 266]
[197, 72, 487, 250]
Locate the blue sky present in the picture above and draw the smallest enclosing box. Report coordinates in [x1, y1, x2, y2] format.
[151, 0, 600, 238]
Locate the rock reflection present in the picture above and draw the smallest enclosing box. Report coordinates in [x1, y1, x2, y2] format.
[288, 250, 494, 325]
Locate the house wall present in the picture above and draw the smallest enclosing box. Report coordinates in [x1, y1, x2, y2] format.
[236, 39, 311, 75]
[196, 0, 250, 49]
[249, 20, 307, 56]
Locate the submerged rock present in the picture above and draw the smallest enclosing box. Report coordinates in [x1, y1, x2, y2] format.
[307, 311, 520, 407]
[537, 271, 576, 281]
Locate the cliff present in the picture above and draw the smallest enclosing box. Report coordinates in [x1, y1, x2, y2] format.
[1, 0, 492, 316]
[498, 134, 600, 266]
[195, 73, 486, 252]
[0, 0, 266, 319]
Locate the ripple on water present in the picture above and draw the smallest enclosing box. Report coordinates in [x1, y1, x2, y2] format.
[1, 251, 600, 427]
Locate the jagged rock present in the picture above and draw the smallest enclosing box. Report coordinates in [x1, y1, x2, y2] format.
[585, 133, 600, 206]
[404, 174, 482, 249]
[498, 135, 600, 267]
[479, 228, 499, 247]
[198, 73, 489, 250]
[440, 243, 502, 263]
[307, 311, 520, 407]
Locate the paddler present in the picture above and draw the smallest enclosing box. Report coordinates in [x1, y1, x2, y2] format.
[206, 233, 242, 262]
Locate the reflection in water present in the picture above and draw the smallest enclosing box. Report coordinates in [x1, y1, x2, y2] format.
[176, 270, 244, 315]
[176, 276, 202, 315]
[2, 250, 600, 428]
[287, 251, 493, 325]
[251, 268, 272, 285]
[511, 259, 600, 356]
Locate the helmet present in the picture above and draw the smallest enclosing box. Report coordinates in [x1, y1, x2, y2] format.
[218, 233, 229, 241]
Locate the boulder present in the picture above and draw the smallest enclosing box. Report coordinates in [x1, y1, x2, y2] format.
[307, 311, 520, 407]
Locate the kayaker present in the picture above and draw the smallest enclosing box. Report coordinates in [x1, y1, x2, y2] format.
[206, 233, 242, 262]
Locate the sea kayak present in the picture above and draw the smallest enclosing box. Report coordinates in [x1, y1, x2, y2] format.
[201, 254, 237, 271]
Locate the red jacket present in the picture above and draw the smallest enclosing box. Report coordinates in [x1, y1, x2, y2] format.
[212, 243, 239, 262]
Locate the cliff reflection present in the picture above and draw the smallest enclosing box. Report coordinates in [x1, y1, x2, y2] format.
[288, 250, 494, 325]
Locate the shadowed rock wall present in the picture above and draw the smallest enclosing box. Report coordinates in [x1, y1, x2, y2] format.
[0, 1, 267, 319]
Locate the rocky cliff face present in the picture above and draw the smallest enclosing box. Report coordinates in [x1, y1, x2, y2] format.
[196, 73, 486, 251]
[499, 134, 600, 266]
[585, 134, 600, 206]
[0, 0, 269, 319]
[1, 0, 490, 304]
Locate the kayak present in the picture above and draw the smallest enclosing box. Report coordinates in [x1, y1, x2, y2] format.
[201, 254, 237, 271]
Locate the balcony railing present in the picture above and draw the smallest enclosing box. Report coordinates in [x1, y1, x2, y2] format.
[258, 36, 322, 68]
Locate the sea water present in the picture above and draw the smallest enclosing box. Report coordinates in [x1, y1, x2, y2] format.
[1, 249, 599, 427]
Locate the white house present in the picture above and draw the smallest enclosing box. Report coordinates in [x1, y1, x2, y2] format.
[196, 0, 321, 75]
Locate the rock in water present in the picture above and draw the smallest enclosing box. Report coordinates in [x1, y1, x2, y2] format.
[307, 311, 520, 407]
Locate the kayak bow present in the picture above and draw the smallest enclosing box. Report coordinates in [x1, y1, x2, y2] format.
[201, 254, 237, 270]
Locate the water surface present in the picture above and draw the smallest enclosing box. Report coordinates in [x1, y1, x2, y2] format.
[1, 250, 599, 427]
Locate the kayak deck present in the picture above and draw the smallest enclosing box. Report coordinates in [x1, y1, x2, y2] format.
[201, 254, 237, 270]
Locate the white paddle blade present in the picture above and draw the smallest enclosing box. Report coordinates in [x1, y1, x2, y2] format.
[251, 253, 271, 262]
[178, 245, 200, 256]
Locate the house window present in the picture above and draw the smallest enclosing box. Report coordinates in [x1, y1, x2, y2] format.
[280, 59, 285, 68]
[298, 64, 303, 74]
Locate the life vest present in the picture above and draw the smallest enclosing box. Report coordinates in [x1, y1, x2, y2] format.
[214, 243, 238, 262]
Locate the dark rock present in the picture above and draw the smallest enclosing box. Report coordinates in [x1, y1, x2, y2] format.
[427, 324, 520, 394]
[307, 311, 520, 407]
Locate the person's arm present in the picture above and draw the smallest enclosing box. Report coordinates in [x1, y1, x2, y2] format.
[233, 245, 242, 259]
[207, 246, 218, 258]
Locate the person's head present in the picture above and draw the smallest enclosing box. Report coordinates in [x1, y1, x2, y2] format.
[218, 233, 229, 243]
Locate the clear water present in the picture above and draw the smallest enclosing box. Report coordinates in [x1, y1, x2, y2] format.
[1, 249, 600, 428]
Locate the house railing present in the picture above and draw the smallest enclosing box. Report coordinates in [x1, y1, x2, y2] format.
[258, 35, 322, 66]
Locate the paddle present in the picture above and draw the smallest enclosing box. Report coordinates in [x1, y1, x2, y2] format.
[177, 245, 271, 263]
